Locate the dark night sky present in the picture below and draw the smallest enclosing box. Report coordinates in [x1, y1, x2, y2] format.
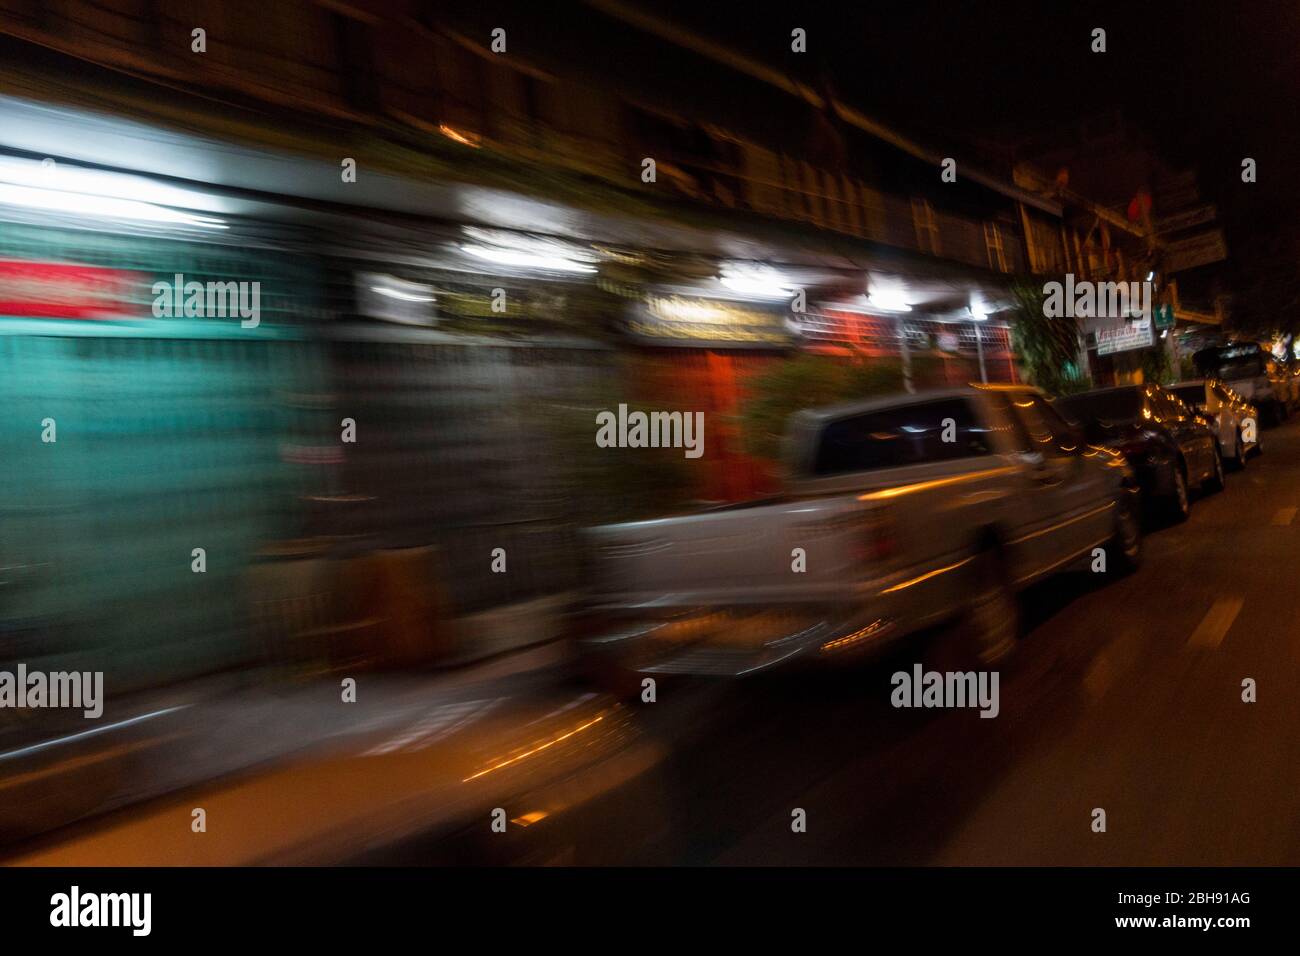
[649, 0, 1300, 312]
[450, 0, 1299, 209]
[653, 0, 1299, 201]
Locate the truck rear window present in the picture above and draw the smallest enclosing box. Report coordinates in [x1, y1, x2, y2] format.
[1194, 345, 1264, 380]
[1054, 388, 1143, 424]
[813, 398, 992, 476]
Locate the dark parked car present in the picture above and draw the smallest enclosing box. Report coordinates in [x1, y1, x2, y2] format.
[1053, 384, 1223, 522]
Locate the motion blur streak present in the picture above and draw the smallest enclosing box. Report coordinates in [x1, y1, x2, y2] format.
[0, 707, 187, 763]
[1, 0, 1298, 870]
[858, 467, 1018, 500]
[879, 558, 972, 594]
[463, 713, 609, 782]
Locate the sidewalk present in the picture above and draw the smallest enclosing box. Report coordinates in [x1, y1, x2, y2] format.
[3, 631, 665, 866]
[0, 636, 575, 857]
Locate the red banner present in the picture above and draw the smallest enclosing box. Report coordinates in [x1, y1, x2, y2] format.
[0, 259, 139, 319]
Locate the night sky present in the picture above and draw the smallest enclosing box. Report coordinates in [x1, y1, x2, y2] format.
[649, 0, 1300, 319]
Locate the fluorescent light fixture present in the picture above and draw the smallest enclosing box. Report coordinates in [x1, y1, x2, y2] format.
[461, 244, 597, 273]
[460, 226, 599, 274]
[862, 278, 912, 313]
[0, 183, 227, 228]
[718, 263, 795, 300]
[0, 157, 228, 228]
[370, 283, 435, 303]
[866, 292, 911, 312]
[820, 293, 909, 314]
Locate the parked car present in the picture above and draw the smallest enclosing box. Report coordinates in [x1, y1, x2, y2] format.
[1168, 379, 1261, 467]
[1193, 342, 1290, 424]
[1052, 383, 1223, 522]
[577, 385, 1141, 682]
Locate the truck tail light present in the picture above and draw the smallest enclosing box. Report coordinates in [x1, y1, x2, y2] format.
[860, 505, 900, 563]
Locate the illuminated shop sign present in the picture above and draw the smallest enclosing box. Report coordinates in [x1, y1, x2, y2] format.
[0, 259, 138, 319]
[627, 295, 792, 347]
[1095, 322, 1154, 356]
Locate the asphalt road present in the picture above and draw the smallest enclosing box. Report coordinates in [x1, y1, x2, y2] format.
[636, 417, 1300, 865]
[11, 420, 1300, 866]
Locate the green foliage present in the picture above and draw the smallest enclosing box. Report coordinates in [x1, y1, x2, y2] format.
[1053, 374, 1095, 396]
[1008, 280, 1083, 396]
[1140, 344, 1175, 386]
[739, 354, 905, 461]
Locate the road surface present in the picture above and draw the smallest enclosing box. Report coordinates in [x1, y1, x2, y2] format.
[9, 422, 1300, 866]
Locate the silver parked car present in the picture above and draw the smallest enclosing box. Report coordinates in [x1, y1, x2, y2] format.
[1168, 379, 1261, 467]
[578, 385, 1141, 681]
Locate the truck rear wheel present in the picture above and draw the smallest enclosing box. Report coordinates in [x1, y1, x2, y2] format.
[1108, 494, 1142, 575]
[964, 550, 1019, 665]
[927, 548, 1018, 672]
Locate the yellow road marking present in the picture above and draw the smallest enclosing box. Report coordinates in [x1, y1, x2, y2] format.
[1187, 598, 1244, 650]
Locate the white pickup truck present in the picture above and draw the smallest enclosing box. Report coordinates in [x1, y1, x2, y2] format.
[578, 385, 1141, 678]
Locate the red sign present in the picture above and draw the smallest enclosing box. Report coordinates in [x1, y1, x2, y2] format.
[1127, 189, 1153, 223]
[0, 259, 139, 319]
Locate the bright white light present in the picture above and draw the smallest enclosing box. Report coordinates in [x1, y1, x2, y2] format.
[866, 292, 911, 312]
[649, 296, 729, 323]
[0, 182, 227, 228]
[371, 285, 435, 303]
[459, 227, 599, 274]
[461, 244, 597, 273]
[0, 157, 228, 227]
[0, 158, 212, 206]
[718, 263, 795, 300]
[968, 299, 989, 321]
[864, 279, 912, 313]
[1146, 271, 1154, 281]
